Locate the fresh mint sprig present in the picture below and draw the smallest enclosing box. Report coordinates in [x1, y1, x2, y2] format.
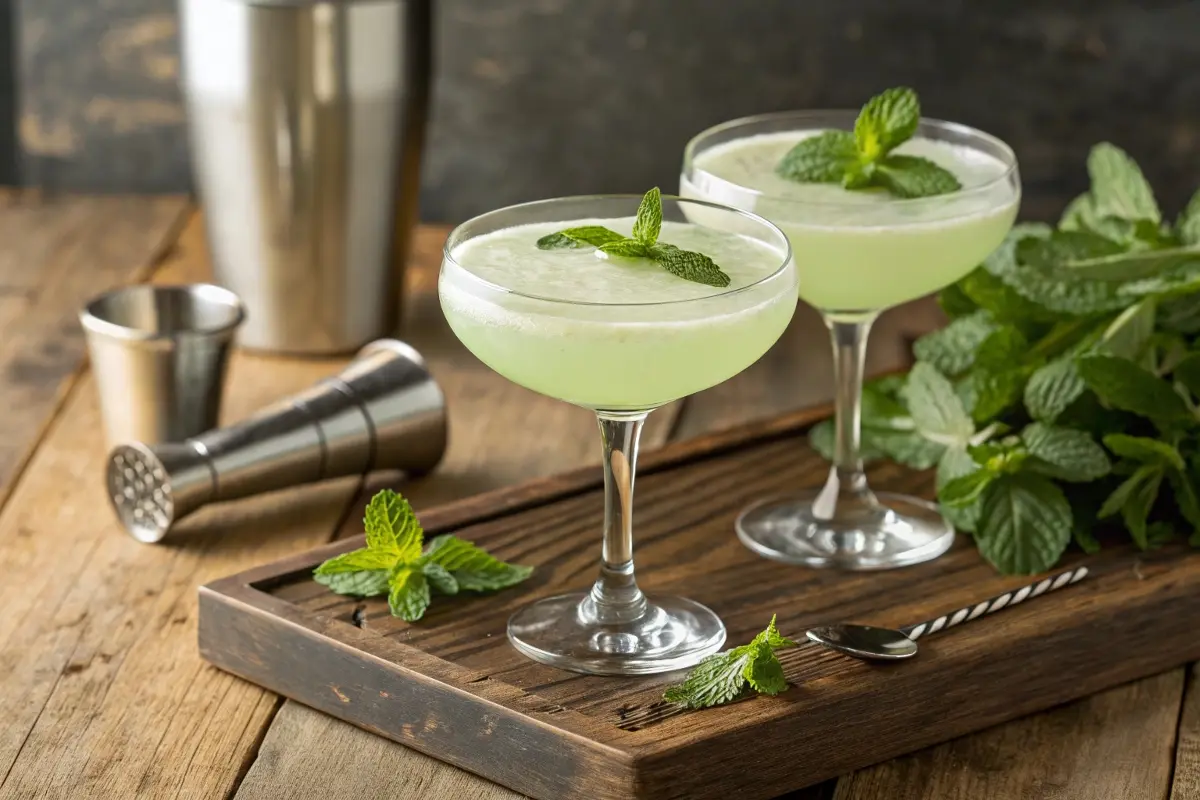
[313, 489, 533, 622]
[810, 141, 1200, 574]
[662, 616, 797, 710]
[535, 188, 732, 288]
[776, 87, 962, 199]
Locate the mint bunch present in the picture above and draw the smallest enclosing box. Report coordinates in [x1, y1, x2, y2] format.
[776, 87, 962, 199]
[810, 142, 1200, 574]
[536, 187, 732, 287]
[313, 489, 533, 621]
[662, 616, 797, 709]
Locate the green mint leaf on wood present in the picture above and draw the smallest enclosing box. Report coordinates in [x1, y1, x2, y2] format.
[650, 244, 731, 288]
[775, 130, 858, 183]
[1024, 357, 1087, 423]
[632, 186, 662, 245]
[423, 534, 534, 591]
[313, 490, 534, 622]
[939, 469, 996, 509]
[536, 226, 625, 250]
[1087, 142, 1161, 223]
[854, 86, 920, 160]
[776, 87, 960, 199]
[913, 310, 997, 376]
[1099, 464, 1163, 549]
[1102, 433, 1185, 470]
[388, 567, 431, 622]
[364, 489, 424, 561]
[976, 474, 1072, 575]
[873, 155, 962, 199]
[663, 615, 797, 710]
[1077, 354, 1193, 425]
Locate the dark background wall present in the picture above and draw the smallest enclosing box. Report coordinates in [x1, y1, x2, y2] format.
[12, 0, 1200, 223]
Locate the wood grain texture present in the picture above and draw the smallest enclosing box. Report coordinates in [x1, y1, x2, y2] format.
[0, 191, 187, 503]
[835, 670, 1185, 800]
[201, 410, 1200, 800]
[1174, 665, 1200, 800]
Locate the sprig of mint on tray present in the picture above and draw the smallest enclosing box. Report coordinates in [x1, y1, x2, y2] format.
[809, 141, 1200, 575]
[313, 489, 533, 622]
[776, 86, 961, 199]
[535, 187, 732, 287]
[663, 616, 797, 710]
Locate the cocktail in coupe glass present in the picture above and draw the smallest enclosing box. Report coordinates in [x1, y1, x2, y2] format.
[439, 194, 797, 675]
[681, 111, 1021, 570]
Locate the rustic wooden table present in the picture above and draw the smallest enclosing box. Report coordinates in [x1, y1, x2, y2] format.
[0, 192, 1196, 800]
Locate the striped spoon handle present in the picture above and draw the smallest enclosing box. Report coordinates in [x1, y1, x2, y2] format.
[899, 565, 1089, 642]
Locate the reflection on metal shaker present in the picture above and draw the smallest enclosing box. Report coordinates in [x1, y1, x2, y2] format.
[179, 0, 432, 354]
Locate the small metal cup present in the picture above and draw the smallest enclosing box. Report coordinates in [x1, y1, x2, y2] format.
[80, 284, 245, 448]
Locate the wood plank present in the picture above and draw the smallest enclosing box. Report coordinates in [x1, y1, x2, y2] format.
[201, 406, 1200, 800]
[1173, 664, 1200, 800]
[0, 191, 188, 502]
[835, 670, 1185, 800]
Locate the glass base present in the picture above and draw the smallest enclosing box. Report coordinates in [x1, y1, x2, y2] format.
[507, 592, 726, 676]
[736, 490, 954, 570]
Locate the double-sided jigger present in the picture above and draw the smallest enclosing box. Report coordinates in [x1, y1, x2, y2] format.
[105, 339, 447, 543]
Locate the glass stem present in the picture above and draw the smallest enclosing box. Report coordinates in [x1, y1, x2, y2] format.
[587, 411, 649, 624]
[814, 315, 880, 519]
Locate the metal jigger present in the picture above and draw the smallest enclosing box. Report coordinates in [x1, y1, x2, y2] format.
[105, 340, 447, 543]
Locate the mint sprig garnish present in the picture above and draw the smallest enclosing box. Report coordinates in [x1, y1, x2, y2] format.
[313, 489, 533, 622]
[809, 140, 1200, 573]
[776, 87, 962, 199]
[535, 188, 732, 288]
[663, 616, 797, 710]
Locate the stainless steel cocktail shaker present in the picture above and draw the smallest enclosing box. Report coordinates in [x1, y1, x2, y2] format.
[106, 340, 447, 543]
[179, 0, 432, 354]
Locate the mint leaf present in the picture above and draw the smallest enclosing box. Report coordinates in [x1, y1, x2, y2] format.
[1025, 357, 1086, 423]
[663, 616, 797, 710]
[1177, 189, 1200, 247]
[364, 489, 423, 561]
[1099, 465, 1163, 549]
[912, 310, 997, 376]
[649, 243, 732, 288]
[1099, 298, 1156, 361]
[1077, 354, 1193, 424]
[1173, 352, 1200, 396]
[940, 469, 996, 508]
[958, 366, 1030, 423]
[854, 86, 919, 160]
[902, 362, 974, 442]
[937, 444, 983, 532]
[421, 561, 459, 595]
[873, 155, 962, 199]
[1021, 423, 1111, 482]
[976, 474, 1072, 574]
[775, 131, 859, 183]
[872, 431, 946, 469]
[1102, 433, 1186, 470]
[599, 239, 651, 259]
[536, 226, 625, 250]
[1167, 467, 1200, 535]
[313, 546, 396, 575]
[662, 649, 753, 710]
[939, 283, 979, 319]
[423, 534, 534, 591]
[312, 569, 390, 597]
[1087, 142, 1160, 223]
[632, 187, 662, 245]
[388, 567, 431, 622]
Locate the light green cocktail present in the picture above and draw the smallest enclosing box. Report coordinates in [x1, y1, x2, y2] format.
[440, 193, 797, 675]
[682, 108, 1021, 571]
[441, 218, 796, 410]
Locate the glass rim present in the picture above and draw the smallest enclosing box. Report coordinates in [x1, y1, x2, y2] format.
[682, 109, 1019, 209]
[441, 192, 795, 308]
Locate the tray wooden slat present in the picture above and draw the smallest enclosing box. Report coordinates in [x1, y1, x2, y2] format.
[199, 407, 1200, 800]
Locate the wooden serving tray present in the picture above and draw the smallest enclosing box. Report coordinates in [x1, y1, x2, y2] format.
[199, 406, 1200, 800]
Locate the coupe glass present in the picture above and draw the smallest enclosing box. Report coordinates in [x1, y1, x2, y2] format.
[682, 111, 1020, 570]
[439, 194, 797, 674]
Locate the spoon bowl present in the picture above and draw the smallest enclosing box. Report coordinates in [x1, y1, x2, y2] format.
[806, 624, 918, 661]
